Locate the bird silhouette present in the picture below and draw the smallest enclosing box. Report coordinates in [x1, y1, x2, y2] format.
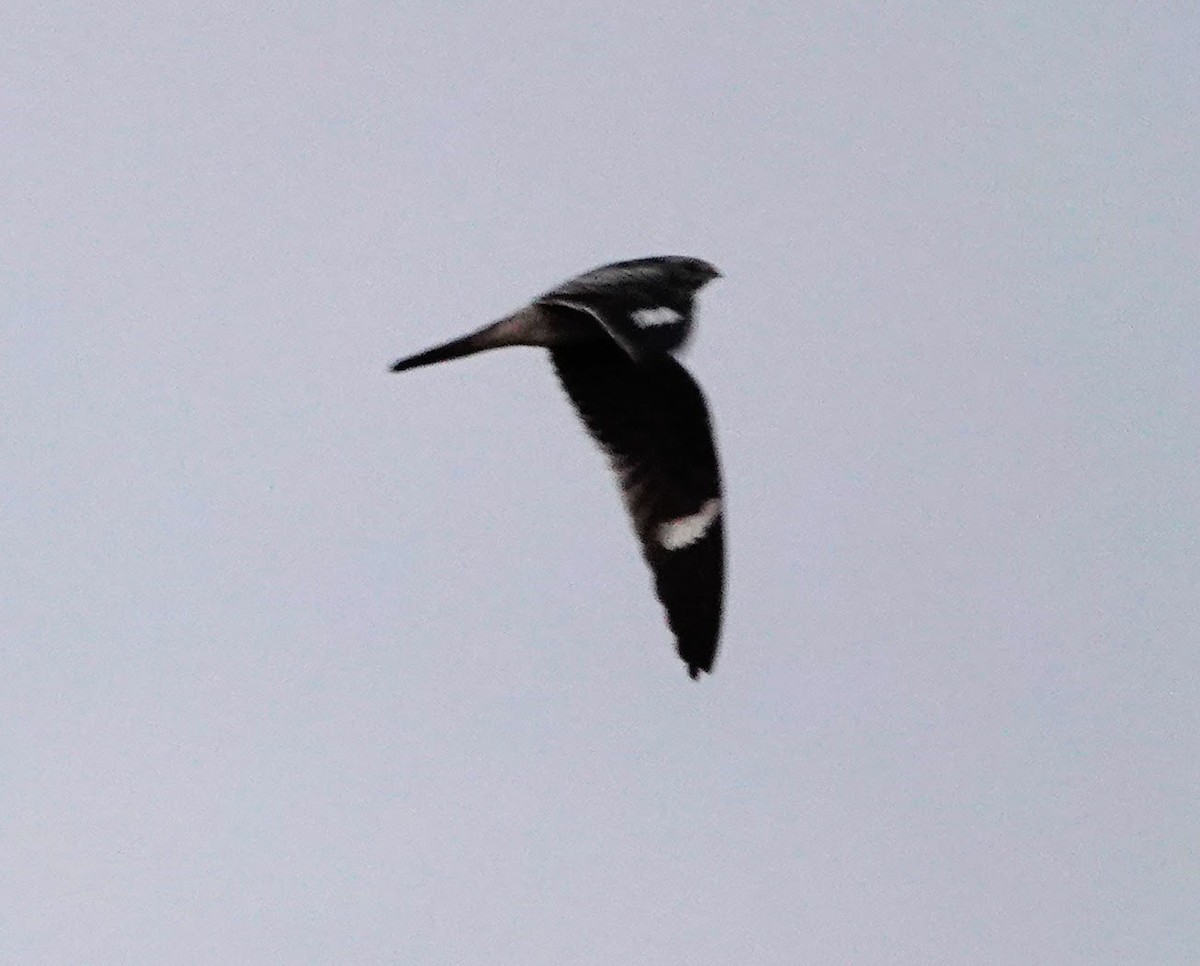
[391, 256, 725, 678]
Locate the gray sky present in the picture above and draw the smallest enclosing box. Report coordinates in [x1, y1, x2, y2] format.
[3, 3, 1197, 963]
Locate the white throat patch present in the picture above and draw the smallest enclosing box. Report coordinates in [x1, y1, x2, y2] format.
[656, 498, 721, 551]
[631, 306, 683, 328]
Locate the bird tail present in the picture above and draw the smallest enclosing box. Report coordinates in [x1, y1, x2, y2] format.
[390, 314, 532, 373]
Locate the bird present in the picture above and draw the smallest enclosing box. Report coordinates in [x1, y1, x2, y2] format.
[390, 256, 725, 678]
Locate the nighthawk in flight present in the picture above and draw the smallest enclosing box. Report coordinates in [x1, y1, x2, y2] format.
[390, 256, 725, 678]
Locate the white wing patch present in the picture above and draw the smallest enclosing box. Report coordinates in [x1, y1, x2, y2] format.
[632, 306, 683, 328]
[657, 498, 721, 551]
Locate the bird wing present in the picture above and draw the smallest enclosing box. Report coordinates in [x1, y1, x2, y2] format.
[550, 341, 724, 678]
[536, 262, 695, 360]
[537, 295, 652, 362]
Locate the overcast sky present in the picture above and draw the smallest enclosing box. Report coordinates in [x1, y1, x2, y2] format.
[3, 3, 1197, 963]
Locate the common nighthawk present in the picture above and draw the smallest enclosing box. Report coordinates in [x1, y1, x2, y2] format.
[391, 256, 725, 678]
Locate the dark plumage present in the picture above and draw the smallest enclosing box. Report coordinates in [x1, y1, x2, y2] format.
[390, 256, 725, 678]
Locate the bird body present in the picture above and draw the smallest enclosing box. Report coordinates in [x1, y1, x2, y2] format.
[390, 256, 725, 678]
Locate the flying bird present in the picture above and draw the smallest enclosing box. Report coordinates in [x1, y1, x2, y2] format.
[390, 256, 725, 678]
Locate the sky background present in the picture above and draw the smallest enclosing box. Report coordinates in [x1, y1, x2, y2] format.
[3, 3, 1198, 963]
